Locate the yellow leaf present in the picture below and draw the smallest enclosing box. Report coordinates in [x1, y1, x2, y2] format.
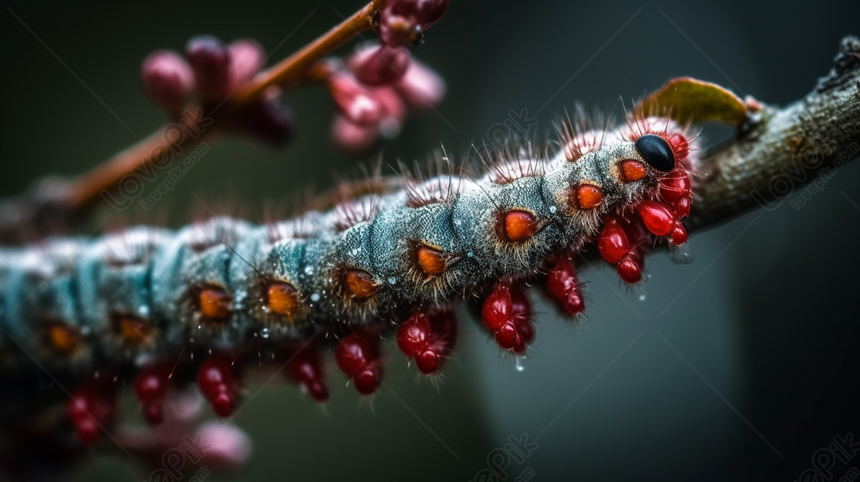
[635, 77, 748, 126]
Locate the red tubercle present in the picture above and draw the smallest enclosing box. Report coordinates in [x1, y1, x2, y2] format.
[68, 378, 118, 445]
[606, 213, 649, 284]
[510, 282, 535, 353]
[636, 201, 675, 237]
[664, 132, 690, 163]
[396, 311, 432, 357]
[598, 216, 630, 264]
[287, 343, 330, 403]
[481, 281, 537, 354]
[134, 363, 172, 425]
[196, 355, 240, 418]
[617, 254, 643, 284]
[546, 256, 586, 316]
[658, 169, 692, 203]
[481, 281, 513, 332]
[335, 331, 383, 395]
[396, 308, 458, 375]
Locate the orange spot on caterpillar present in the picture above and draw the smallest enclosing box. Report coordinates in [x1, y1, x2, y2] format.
[198, 287, 232, 321]
[267, 281, 299, 318]
[416, 245, 449, 276]
[575, 185, 603, 209]
[344, 269, 379, 299]
[47, 324, 82, 355]
[620, 160, 648, 182]
[501, 210, 538, 242]
[114, 315, 154, 345]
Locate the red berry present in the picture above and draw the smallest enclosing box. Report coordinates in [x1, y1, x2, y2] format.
[349, 44, 411, 86]
[598, 217, 630, 264]
[140, 50, 193, 115]
[636, 201, 675, 237]
[482, 281, 513, 331]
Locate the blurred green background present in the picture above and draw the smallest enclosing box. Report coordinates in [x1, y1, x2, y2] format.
[2, 0, 860, 480]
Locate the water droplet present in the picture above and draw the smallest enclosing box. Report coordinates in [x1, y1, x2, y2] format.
[260, 328, 270, 339]
[467, 252, 474, 258]
[515, 358, 525, 372]
[310, 293, 321, 302]
[388, 277, 397, 285]
[634, 284, 647, 302]
[670, 243, 694, 264]
[304, 266, 314, 275]
[549, 205, 558, 214]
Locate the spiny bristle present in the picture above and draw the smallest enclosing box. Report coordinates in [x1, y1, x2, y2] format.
[401, 150, 462, 208]
[487, 158, 547, 185]
[555, 105, 613, 162]
[333, 196, 380, 231]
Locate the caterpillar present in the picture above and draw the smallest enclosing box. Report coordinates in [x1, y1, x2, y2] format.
[4, 1, 859, 480]
[0, 113, 695, 440]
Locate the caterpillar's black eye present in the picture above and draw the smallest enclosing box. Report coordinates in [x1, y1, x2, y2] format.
[634, 134, 675, 172]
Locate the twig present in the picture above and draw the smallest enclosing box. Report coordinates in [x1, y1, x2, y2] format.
[0, 0, 385, 244]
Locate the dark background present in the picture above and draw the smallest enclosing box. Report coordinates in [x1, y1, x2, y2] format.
[2, 1, 859, 481]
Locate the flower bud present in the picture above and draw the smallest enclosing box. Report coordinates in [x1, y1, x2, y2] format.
[393, 59, 446, 111]
[185, 35, 231, 102]
[331, 115, 380, 157]
[348, 44, 411, 86]
[140, 50, 194, 116]
[327, 73, 384, 126]
[228, 39, 266, 91]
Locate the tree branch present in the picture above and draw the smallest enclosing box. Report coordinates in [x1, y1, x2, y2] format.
[689, 36, 860, 230]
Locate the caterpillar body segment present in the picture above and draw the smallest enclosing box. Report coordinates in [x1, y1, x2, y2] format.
[0, 116, 696, 444]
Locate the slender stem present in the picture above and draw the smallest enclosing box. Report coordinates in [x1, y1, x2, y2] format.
[63, 1, 382, 215]
[231, 2, 379, 105]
